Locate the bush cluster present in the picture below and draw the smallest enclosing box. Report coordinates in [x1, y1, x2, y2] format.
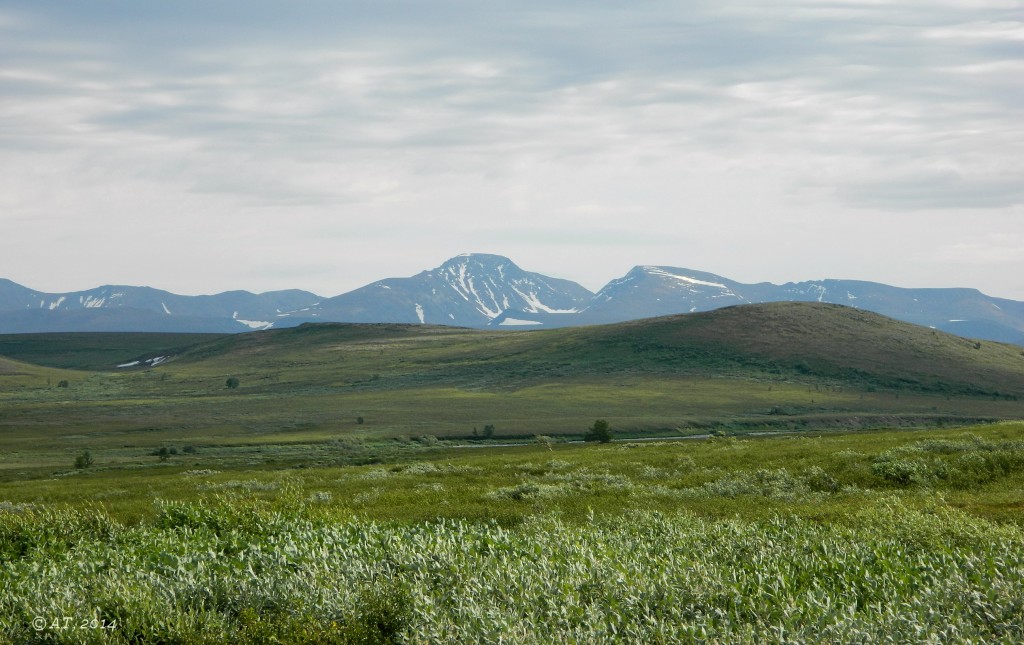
[871, 436, 1024, 488]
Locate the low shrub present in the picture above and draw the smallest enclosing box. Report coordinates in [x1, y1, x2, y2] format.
[3, 501, 1024, 643]
[872, 457, 934, 487]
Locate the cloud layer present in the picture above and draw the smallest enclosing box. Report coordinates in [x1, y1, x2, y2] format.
[2, 1, 1022, 298]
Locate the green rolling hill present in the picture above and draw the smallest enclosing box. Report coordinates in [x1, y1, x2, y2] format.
[161, 301, 1024, 397]
[1, 302, 1023, 478]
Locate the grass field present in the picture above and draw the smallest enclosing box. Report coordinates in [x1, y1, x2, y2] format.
[2, 306, 1024, 642]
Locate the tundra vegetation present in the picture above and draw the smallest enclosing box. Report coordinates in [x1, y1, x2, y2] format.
[3, 424, 1024, 643]
[2, 307, 1024, 642]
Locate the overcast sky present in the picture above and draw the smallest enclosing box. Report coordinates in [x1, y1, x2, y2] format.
[2, 1, 1022, 299]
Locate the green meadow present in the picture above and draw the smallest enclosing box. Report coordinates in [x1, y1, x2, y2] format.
[3, 305, 1024, 642]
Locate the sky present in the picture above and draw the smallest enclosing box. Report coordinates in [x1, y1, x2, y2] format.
[1, 1, 1022, 299]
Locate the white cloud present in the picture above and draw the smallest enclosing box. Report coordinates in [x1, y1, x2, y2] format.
[836, 171, 1024, 210]
[1, 1, 1022, 299]
[922, 21, 1024, 42]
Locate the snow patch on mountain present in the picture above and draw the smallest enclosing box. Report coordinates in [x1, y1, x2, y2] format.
[118, 355, 169, 368]
[236, 319, 273, 330]
[514, 287, 578, 314]
[500, 318, 543, 326]
[415, 303, 425, 324]
[805, 285, 828, 302]
[643, 267, 727, 290]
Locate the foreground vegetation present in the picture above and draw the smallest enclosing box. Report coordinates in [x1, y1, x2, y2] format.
[3, 422, 1024, 643]
[4, 498, 1022, 644]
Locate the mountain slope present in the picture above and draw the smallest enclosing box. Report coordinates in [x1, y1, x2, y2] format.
[0, 308, 246, 334]
[304, 254, 592, 328]
[0, 278, 38, 311]
[769, 279, 1024, 340]
[574, 265, 750, 324]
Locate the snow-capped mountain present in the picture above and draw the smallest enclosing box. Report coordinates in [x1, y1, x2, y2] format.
[299, 254, 592, 328]
[0, 280, 321, 333]
[2, 256, 1023, 345]
[578, 266, 750, 323]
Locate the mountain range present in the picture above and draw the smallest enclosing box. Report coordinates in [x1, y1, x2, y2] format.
[2, 253, 1023, 344]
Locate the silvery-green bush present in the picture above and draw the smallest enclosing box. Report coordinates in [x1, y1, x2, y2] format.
[2, 498, 1023, 644]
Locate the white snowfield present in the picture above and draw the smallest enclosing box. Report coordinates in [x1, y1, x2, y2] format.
[236, 319, 273, 330]
[642, 267, 728, 290]
[513, 287, 577, 314]
[415, 303, 425, 324]
[232, 310, 273, 329]
[117, 356, 168, 368]
[499, 318, 543, 326]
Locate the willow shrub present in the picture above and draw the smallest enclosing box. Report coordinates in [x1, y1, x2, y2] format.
[2, 496, 1024, 644]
